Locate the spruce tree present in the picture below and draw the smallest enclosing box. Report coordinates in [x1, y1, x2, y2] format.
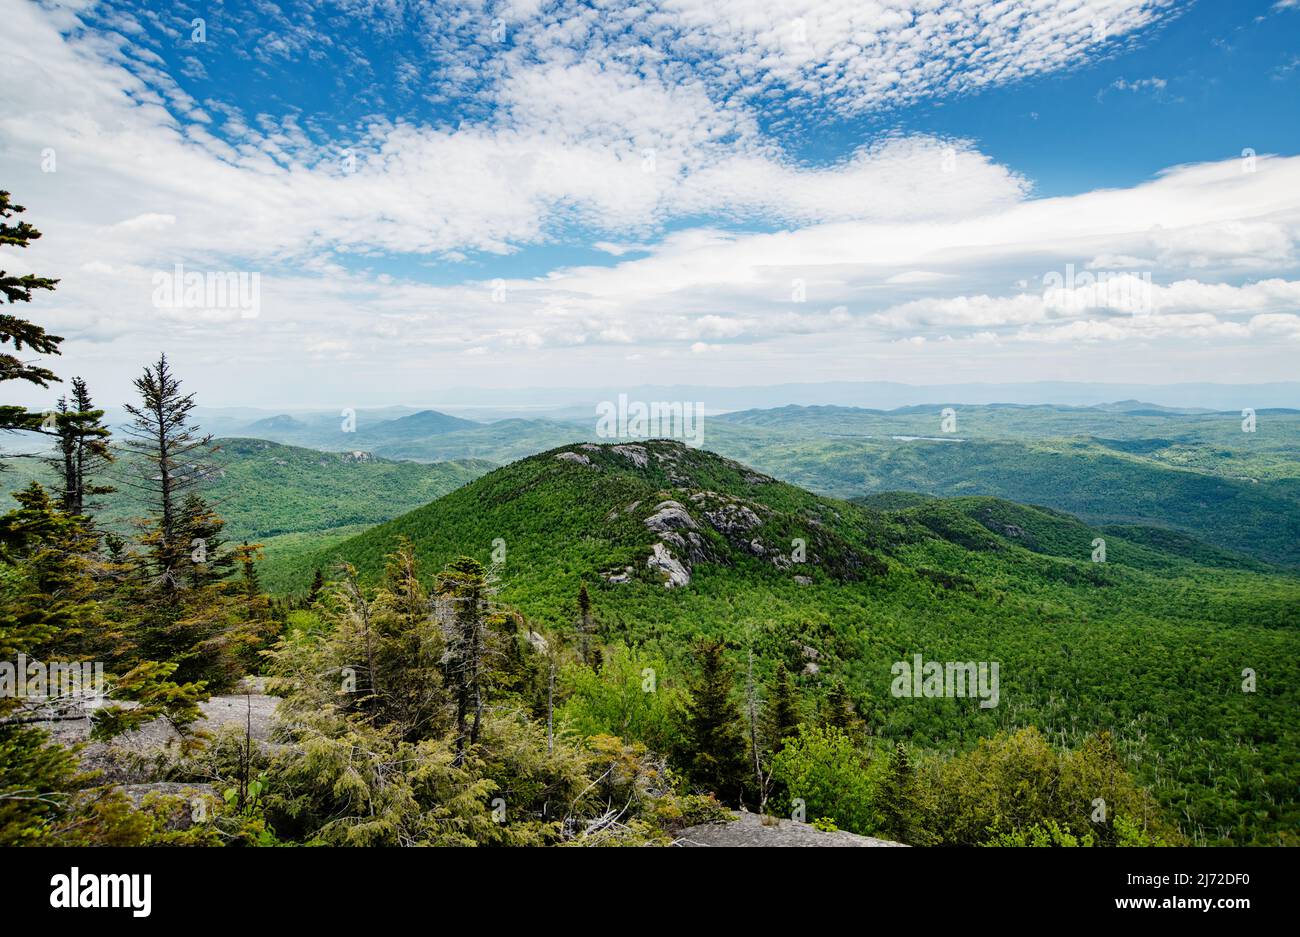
[824, 679, 856, 732]
[576, 582, 595, 667]
[436, 556, 491, 759]
[46, 377, 114, 515]
[176, 493, 233, 589]
[372, 538, 445, 740]
[764, 661, 801, 753]
[682, 637, 748, 804]
[306, 568, 326, 606]
[876, 741, 934, 845]
[0, 190, 62, 434]
[121, 354, 213, 587]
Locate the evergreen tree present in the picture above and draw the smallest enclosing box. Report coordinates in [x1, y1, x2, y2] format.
[46, 377, 114, 515]
[763, 661, 801, 753]
[823, 680, 856, 732]
[306, 568, 326, 606]
[176, 493, 233, 589]
[229, 541, 275, 672]
[876, 741, 934, 845]
[121, 354, 213, 587]
[119, 491, 239, 689]
[372, 539, 446, 740]
[681, 637, 748, 804]
[576, 582, 595, 667]
[436, 556, 492, 759]
[0, 483, 99, 662]
[1, 191, 63, 439]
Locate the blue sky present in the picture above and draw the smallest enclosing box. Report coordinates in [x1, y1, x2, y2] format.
[2, 0, 1299, 407]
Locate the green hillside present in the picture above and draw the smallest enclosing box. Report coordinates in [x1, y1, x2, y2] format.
[284, 440, 1300, 844]
[701, 430, 1300, 566]
[2, 436, 491, 548]
[366, 418, 589, 463]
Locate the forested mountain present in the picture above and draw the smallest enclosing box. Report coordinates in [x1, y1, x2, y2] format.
[222, 402, 1300, 566]
[2, 436, 490, 556]
[228, 407, 477, 450]
[281, 440, 1300, 845]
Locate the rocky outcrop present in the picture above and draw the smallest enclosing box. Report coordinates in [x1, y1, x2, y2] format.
[602, 565, 635, 584]
[647, 542, 691, 588]
[678, 810, 906, 847]
[611, 444, 649, 468]
[698, 499, 763, 538]
[644, 500, 697, 533]
[554, 451, 592, 466]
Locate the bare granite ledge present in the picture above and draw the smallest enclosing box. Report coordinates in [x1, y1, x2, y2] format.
[678, 810, 908, 847]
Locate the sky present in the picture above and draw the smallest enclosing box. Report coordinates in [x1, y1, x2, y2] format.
[2, 0, 1299, 409]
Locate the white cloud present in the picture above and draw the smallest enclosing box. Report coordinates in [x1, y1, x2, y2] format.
[3, 0, 1296, 405]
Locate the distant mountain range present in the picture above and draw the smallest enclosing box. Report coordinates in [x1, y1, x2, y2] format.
[154, 381, 1300, 425]
[160, 399, 1300, 566]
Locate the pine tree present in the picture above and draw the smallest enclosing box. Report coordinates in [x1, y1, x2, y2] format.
[371, 539, 445, 740]
[0, 190, 62, 434]
[764, 661, 801, 753]
[229, 541, 275, 672]
[0, 483, 99, 662]
[306, 568, 326, 606]
[436, 556, 492, 759]
[121, 354, 213, 587]
[876, 741, 934, 845]
[576, 582, 595, 667]
[176, 493, 233, 589]
[46, 377, 114, 515]
[824, 680, 856, 732]
[682, 637, 748, 804]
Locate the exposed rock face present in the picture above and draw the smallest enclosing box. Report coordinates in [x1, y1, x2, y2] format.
[678, 810, 906, 847]
[611, 444, 649, 468]
[794, 575, 813, 586]
[603, 565, 635, 584]
[701, 501, 763, 537]
[554, 451, 592, 465]
[647, 542, 691, 588]
[651, 447, 693, 486]
[524, 630, 549, 653]
[644, 500, 698, 533]
[28, 678, 282, 786]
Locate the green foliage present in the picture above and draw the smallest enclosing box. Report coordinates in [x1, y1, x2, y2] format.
[762, 661, 800, 753]
[985, 820, 1096, 847]
[876, 742, 936, 845]
[769, 725, 877, 835]
[681, 637, 749, 804]
[929, 727, 1178, 846]
[558, 644, 683, 754]
[0, 190, 62, 398]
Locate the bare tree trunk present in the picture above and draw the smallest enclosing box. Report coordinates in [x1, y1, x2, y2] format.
[746, 644, 765, 810]
[547, 657, 555, 754]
